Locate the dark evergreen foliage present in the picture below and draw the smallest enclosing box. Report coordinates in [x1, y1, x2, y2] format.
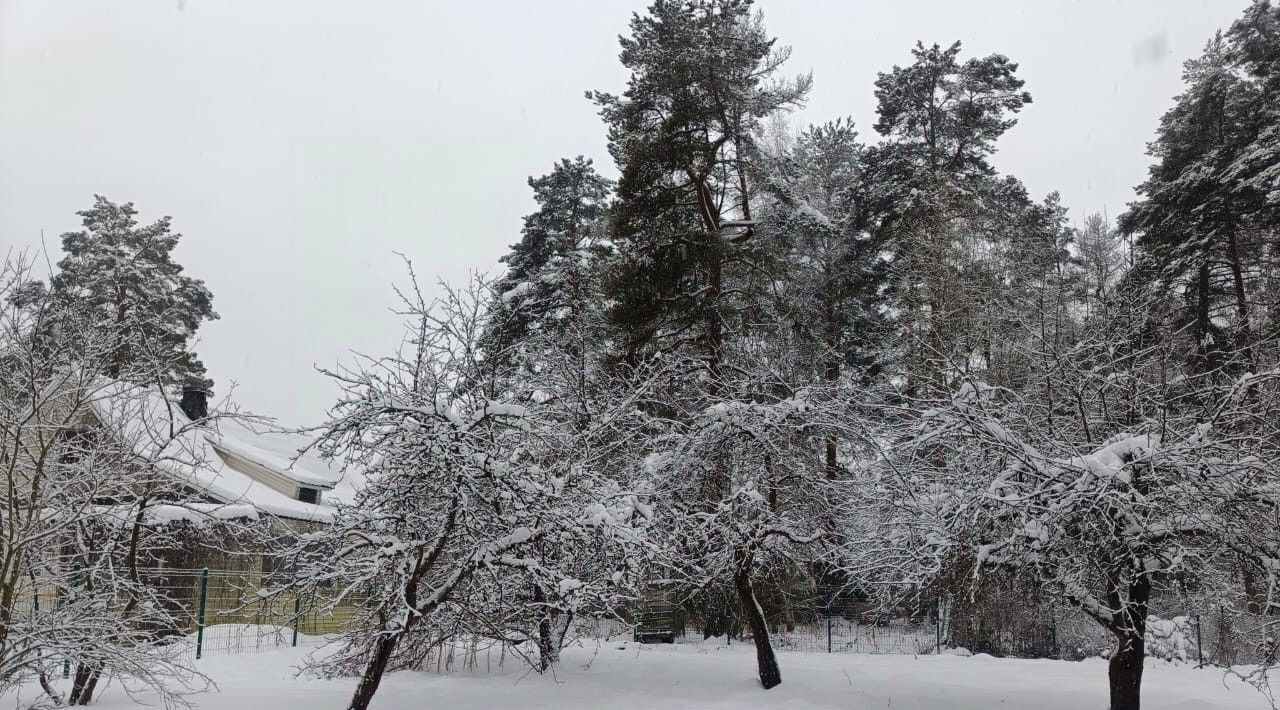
[49, 195, 218, 393]
[591, 0, 810, 365]
[1122, 5, 1280, 377]
[483, 157, 612, 379]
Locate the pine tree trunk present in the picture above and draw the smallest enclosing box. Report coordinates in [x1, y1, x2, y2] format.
[1224, 226, 1253, 367]
[823, 297, 840, 480]
[1108, 630, 1144, 710]
[733, 556, 781, 689]
[1239, 554, 1265, 615]
[348, 633, 399, 710]
[1194, 260, 1213, 371]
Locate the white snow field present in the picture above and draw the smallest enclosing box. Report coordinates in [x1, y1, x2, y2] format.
[54, 640, 1273, 710]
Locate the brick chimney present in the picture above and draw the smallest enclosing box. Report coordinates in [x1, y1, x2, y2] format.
[179, 388, 209, 422]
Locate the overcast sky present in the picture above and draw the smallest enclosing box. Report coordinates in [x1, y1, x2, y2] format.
[0, 0, 1250, 426]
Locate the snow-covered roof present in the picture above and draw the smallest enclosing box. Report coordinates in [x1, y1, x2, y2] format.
[85, 380, 338, 523]
[206, 418, 342, 489]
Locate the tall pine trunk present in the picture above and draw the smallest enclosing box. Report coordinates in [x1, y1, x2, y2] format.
[1194, 260, 1214, 372]
[1224, 227, 1254, 368]
[823, 298, 840, 480]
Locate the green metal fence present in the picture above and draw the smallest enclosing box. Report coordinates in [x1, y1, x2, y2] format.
[10, 567, 363, 661]
[169, 567, 362, 659]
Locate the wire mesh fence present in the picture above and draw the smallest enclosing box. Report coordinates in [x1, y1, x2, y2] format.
[11, 566, 365, 662]
[623, 585, 945, 655]
[947, 596, 1278, 666]
[182, 568, 364, 659]
[768, 616, 939, 654]
[14, 569, 1275, 666]
[620, 586, 1279, 666]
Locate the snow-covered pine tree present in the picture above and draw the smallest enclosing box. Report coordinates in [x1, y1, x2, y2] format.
[1117, 4, 1280, 641]
[990, 191, 1081, 389]
[1121, 36, 1264, 376]
[49, 195, 219, 395]
[590, 0, 825, 689]
[758, 118, 888, 478]
[592, 0, 810, 368]
[1224, 0, 1280, 236]
[1076, 213, 1125, 320]
[868, 41, 1032, 396]
[482, 157, 611, 387]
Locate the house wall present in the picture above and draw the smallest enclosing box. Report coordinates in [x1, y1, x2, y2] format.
[149, 517, 329, 633]
[8, 379, 343, 641]
[6, 375, 101, 503]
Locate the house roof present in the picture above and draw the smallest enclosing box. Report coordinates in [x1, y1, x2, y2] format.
[206, 418, 342, 489]
[86, 380, 340, 523]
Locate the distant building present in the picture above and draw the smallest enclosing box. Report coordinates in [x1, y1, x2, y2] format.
[34, 376, 348, 594]
[78, 379, 344, 526]
[17, 377, 352, 636]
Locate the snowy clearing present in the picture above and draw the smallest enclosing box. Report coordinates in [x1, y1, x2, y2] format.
[36, 641, 1272, 710]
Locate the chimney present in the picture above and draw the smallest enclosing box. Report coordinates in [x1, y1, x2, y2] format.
[179, 388, 209, 422]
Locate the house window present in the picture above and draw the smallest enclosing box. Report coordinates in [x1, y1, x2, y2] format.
[261, 554, 293, 586]
[58, 428, 97, 466]
[60, 429, 121, 505]
[297, 486, 319, 504]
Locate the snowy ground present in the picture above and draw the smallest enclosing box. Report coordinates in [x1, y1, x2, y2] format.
[28, 637, 1273, 710]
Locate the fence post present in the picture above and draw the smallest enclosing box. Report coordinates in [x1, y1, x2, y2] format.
[1051, 614, 1059, 660]
[827, 616, 833, 653]
[195, 568, 209, 660]
[1195, 614, 1203, 668]
[291, 592, 301, 647]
